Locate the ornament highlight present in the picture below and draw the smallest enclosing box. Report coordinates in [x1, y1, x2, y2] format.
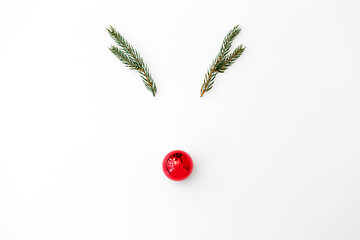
[162, 150, 193, 181]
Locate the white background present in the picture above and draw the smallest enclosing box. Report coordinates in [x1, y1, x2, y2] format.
[0, 0, 359, 239]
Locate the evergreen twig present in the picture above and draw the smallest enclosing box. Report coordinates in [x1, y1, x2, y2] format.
[200, 25, 246, 97]
[107, 26, 157, 96]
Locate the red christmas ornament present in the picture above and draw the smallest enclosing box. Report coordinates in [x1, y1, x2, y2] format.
[162, 150, 193, 181]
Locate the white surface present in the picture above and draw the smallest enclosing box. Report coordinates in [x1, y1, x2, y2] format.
[0, 0, 360, 239]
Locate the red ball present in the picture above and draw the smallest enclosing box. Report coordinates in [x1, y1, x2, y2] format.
[162, 150, 193, 181]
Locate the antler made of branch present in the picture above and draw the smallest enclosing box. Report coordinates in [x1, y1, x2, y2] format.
[107, 26, 157, 96]
[200, 25, 246, 97]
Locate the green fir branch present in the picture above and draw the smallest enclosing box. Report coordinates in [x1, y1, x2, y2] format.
[107, 26, 157, 96]
[200, 25, 246, 97]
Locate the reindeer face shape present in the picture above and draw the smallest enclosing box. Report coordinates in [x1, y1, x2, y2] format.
[107, 25, 245, 180]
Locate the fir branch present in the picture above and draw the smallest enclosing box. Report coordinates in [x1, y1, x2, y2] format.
[200, 25, 245, 97]
[107, 25, 157, 96]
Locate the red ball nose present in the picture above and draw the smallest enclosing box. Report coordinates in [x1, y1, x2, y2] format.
[162, 150, 193, 181]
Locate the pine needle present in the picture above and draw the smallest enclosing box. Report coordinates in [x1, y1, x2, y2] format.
[200, 25, 246, 97]
[107, 26, 157, 96]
